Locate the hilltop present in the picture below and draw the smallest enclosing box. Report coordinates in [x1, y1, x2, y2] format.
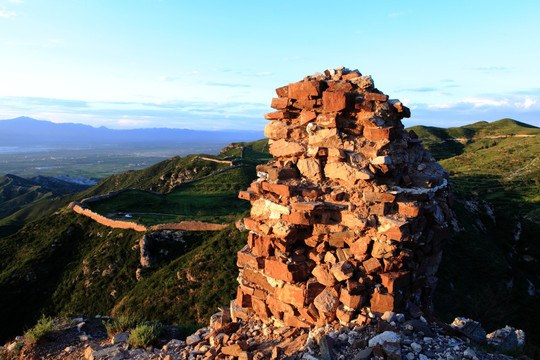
[409, 118, 539, 160]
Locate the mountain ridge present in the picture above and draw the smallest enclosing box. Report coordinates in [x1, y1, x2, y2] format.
[0, 119, 538, 354]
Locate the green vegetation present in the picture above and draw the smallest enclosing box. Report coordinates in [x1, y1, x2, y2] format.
[0, 123, 537, 353]
[409, 118, 540, 159]
[127, 323, 164, 348]
[104, 315, 142, 337]
[112, 223, 247, 325]
[425, 120, 540, 349]
[24, 316, 54, 344]
[89, 168, 253, 225]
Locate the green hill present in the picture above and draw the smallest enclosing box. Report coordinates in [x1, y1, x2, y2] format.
[0, 140, 271, 236]
[408, 118, 540, 159]
[0, 123, 538, 351]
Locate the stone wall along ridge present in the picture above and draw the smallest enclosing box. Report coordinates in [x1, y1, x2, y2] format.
[234, 67, 453, 328]
[70, 202, 227, 232]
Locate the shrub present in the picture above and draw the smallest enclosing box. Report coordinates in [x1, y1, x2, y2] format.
[104, 315, 141, 337]
[127, 323, 163, 348]
[24, 316, 54, 344]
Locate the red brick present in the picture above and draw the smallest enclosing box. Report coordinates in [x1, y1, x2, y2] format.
[277, 283, 305, 307]
[251, 297, 271, 319]
[261, 181, 292, 197]
[271, 97, 290, 110]
[350, 236, 371, 257]
[363, 191, 396, 203]
[293, 99, 317, 110]
[264, 258, 309, 283]
[276, 85, 288, 97]
[237, 249, 264, 270]
[336, 305, 355, 323]
[327, 81, 354, 92]
[312, 264, 337, 287]
[222, 341, 248, 357]
[340, 288, 364, 308]
[283, 313, 311, 328]
[297, 110, 317, 124]
[363, 127, 393, 142]
[238, 190, 259, 201]
[282, 211, 310, 226]
[288, 80, 322, 100]
[248, 232, 273, 257]
[364, 92, 388, 102]
[398, 202, 422, 217]
[266, 295, 295, 317]
[264, 111, 289, 120]
[322, 91, 347, 112]
[316, 114, 337, 127]
[242, 268, 274, 293]
[297, 304, 319, 325]
[380, 271, 410, 293]
[370, 292, 396, 313]
[341, 71, 361, 80]
[362, 257, 383, 274]
[236, 287, 252, 308]
[305, 278, 326, 303]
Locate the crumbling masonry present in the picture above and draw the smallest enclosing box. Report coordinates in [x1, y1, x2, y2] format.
[234, 68, 453, 327]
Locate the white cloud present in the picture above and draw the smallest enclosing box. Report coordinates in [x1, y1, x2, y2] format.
[0, 10, 16, 18]
[462, 97, 509, 107]
[430, 95, 540, 112]
[514, 96, 537, 109]
[7, 0, 22, 3]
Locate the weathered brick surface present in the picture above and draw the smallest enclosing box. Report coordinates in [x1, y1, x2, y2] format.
[234, 67, 452, 327]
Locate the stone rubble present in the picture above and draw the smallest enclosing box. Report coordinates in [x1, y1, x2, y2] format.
[235, 67, 454, 327]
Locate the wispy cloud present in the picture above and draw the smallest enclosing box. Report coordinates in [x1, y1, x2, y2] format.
[206, 82, 251, 88]
[515, 97, 537, 109]
[159, 75, 181, 82]
[0, 9, 15, 18]
[388, 12, 402, 18]
[401, 87, 438, 93]
[473, 66, 509, 73]
[0, 96, 269, 131]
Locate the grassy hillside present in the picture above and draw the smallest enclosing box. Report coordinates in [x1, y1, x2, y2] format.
[0, 209, 247, 343]
[0, 140, 270, 342]
[0, 140, 271, 236]
[1, 121, 538, 351]
[0, 174, 89, 220]
[409, 118, 540, 159]
[426, 120, 540, 348]
[112, 223, 247, 325]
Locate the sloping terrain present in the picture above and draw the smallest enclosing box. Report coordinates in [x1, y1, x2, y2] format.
[0, 174, 89, 219]
[409, 118, 539, 159]
[0, 140, 269, 343]
[428, 120, 540, 346]
[0, 122, 538, 351]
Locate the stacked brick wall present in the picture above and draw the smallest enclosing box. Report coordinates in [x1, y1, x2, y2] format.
[234, 67, 453, 328]
[70, 203, 227, 232]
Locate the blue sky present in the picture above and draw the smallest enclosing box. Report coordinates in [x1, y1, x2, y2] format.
[0, 0, 539, 130]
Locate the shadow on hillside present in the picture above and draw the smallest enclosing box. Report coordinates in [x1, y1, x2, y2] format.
[435, 174, 540, 348]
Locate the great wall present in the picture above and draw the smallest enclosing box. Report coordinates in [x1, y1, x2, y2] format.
[232, 67, 454, 327]
[69, 202, 228, 232]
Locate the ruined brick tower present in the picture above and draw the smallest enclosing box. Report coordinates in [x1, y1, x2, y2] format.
[234, 67, 452, 327]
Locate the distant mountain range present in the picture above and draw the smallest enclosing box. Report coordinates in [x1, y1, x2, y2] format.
[0, 117, 263, 149]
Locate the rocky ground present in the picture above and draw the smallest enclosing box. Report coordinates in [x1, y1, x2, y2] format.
[0, 308, 529, 360]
